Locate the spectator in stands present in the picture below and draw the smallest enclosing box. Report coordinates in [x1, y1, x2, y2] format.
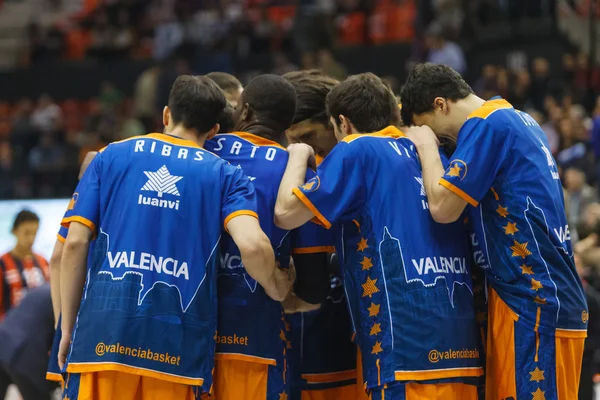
[133, 66, 160, 132]
[9, 99, 37, 174]
[152, 13, 184, 60]
[575, 252, 600, 400]
[112, 9, 135, 58]
[118, 99, 145, 139]
[31, 94, 62, 135]
[316, 49, 346, 81]
[98, 81, 124, 112]
[0, 210, 49, 319]
[530, 57, 562, 112]
[252, 6, 276, 53]
[564, 166, 598, 239]
[87, 9, 115, 60]
[0, 284, 55, 400]
[0, 142, 12, 199]
[424, 22, 466, 75]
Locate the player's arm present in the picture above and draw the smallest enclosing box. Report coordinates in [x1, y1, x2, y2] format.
[49, 235, 65, 326]
[407, 126, 467, 223]
[58, 152, 103, 368]
[275, 144, 318, 230]
[407, 121, 505, 223]
[227, 215, 294, 301]
[59, 222, 91, 349]
[222, 166, 294, 301]
[51, 153, 97, 326]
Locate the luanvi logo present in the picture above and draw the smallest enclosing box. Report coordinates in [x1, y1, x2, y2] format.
[138, 165, 182, 210]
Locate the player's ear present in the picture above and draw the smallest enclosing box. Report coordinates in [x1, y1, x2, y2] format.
[339, 115, 353, 136]
[240, 103, 250, 122]
[433, 97, 447, 114]
[206, 123, 220, 140]
[162, 106, 170, 128]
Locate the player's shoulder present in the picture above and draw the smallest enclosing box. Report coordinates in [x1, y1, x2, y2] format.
[466, 98, 515, 125]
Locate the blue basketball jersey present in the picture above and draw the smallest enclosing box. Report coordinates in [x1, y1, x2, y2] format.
[440, 98, 588, 338]
[60, 133, 258, 390]
[293, 126, 483, 390]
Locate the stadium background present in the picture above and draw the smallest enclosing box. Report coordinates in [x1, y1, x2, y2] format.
[1, 0, 600, 398]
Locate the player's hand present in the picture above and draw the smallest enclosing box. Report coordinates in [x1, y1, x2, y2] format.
[58, 331, 72, 370]
[287, 143, 316, 170]
[282, 292, 321, 314]
[405, 125, 440, 148]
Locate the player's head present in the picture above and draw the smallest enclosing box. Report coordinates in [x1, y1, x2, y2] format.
[283, 70, 339, 158]
[400, 63, 475, 138]
[326, 73, 397, 140]
[164, 75, 226, 141]
[233, 74, 297, 140]
[12, 210, 40, 251]
[206, 72, 243, 108]
[218, 102, 235, 133]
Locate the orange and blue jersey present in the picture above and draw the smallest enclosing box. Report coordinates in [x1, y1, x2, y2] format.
[439, 98, 588, 337]
[287, 223, 358, 397]
[60, 133, 258, 391]
[292, 125, 483, 391]
[204, 132, 291, 371]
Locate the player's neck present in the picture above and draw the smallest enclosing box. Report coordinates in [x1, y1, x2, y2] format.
[11, 245, 32, 259]
[240, 124, 282, 145]
[165, 126, 207, 147]
[452, 95, 486, 139]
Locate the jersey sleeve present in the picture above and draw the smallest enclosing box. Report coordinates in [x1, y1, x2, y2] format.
[57, 226, 68, 243]
[439, 118, 507, 207]
[292, 143, 364, 229]
[61, 151, 103, 237]
[291, 222, 336, 255]
[221, 164, 259, 230]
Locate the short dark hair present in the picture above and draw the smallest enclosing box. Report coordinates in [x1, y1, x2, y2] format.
[242, 74, 297, 132]
[168, 75, 227, 134]
[283, 70, 339, 125]
[326, 73, 397, 133]
[206, 72, 243, 93]
[12, 210, 39, 231]
[400, 63, 473, 126]
[219, 102, 235, 133]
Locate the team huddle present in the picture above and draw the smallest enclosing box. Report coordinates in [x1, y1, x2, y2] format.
[46, 64, 588, 400]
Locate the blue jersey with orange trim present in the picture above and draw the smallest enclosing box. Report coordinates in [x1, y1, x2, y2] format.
[204, 132, 292, 367]
[60, 133, 258, 390]
[440, 98, 588, 337]
[293, 125, 482, 390]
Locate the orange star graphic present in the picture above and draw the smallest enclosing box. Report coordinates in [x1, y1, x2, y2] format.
[357, 238, 368, 252]
[510, 240, 532, 258]
[447, 163, 462, 177]
[360, 256, 373, 270]
[362, 277, 380, 298]
[504, 222, 519, 235]
[279, 391, 288, 400]
[285, 321, 291, 332]
[371, 341, 383, 355]
[529, 366, 545, 382]
[532, 387, 546, 400]
[534, 296, 547, 305]
[279, 329, 286, 341]
[286, 340, 292, 349]
[531, 278, 543, 292]
[496, 205, 509, 218]
[521, 264, 534, 275]
[367, 302, 380, 317]
[302, 180, 315, 191]
[370, 323, 382, 336]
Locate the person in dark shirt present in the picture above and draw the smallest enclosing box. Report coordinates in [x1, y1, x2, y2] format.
[0, 284, 55, 400]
